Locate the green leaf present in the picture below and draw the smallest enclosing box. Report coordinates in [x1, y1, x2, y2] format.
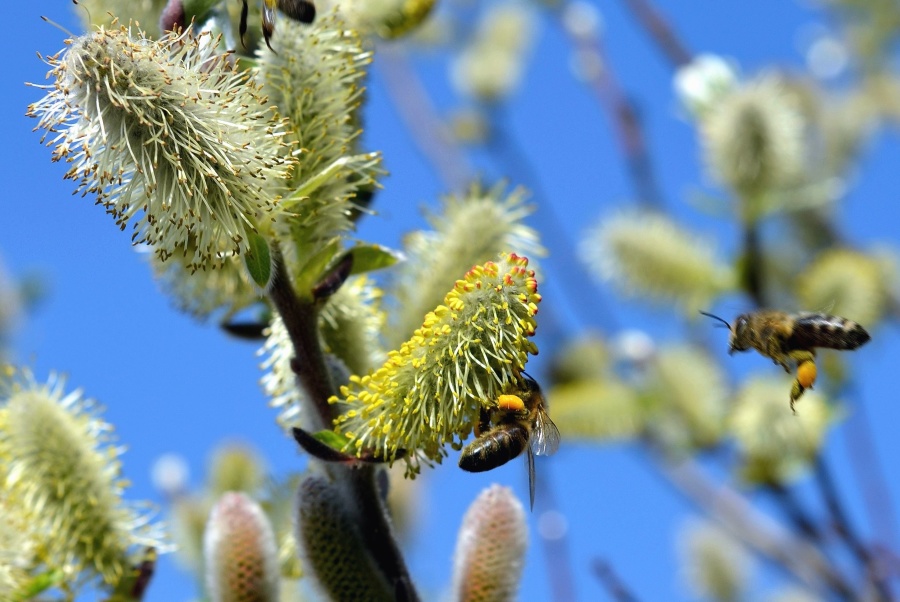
[14, 568, 64, 601]
[294, 238, 341, 297]
[313, 429, 354, 451]
[244, 232, 272, 289]
[348, 244, 403, 275]
[182, 0, 220, 21]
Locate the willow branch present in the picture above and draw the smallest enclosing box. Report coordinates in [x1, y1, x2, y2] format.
[556, 13, 664, 208]
[618, 0, 692, 68]
[266, 246, 420, 601]
[656, 455, 854, 599]
[375, 43, 473, 191]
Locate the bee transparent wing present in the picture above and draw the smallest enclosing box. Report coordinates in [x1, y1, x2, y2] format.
[530, 409, 560, 457]
[526, 447, 536, 510]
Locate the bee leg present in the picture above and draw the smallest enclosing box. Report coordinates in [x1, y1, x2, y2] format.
[789, 355, 817, 415]
[239, 0, 249, 48]
[789, 380, 804, 415]
[474, 407, 491, 437]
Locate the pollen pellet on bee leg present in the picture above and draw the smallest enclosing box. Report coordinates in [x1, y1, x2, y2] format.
[797, 359, 817, 390]
[497, 394, 525, 412]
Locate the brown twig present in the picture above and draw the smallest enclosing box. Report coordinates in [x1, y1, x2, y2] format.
[591, 558, 641, 602]
[813, 455, 895, 601]
[266, 246, 420, 601]
[556, 12, 664, 208]
[375, 43, 473, 191]
[653, 452, 855, 599]
[618, 0, 692, 68]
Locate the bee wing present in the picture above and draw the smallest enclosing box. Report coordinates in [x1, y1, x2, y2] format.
[526, 447, 536, 511]
[530, 409, 560, 457]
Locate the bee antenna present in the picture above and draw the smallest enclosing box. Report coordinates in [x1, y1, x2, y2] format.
[699, 310, 732, 330]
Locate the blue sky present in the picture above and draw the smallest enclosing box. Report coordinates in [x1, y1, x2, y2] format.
[5, 0, 900, 600]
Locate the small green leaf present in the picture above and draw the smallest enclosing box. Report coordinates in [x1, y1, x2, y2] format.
[313, 429, 353, 451]
[245, 232, 272, 288]
[283, 157, 354, 208]
[348, 244, 404, 275]
[182, 0, 220, 21]
[15, 568, 64, 600]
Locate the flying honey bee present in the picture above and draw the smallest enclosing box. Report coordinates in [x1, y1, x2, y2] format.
[240, 0, 316, 51]
[701, 310, 870, 412]
[458, 374, 560, 508]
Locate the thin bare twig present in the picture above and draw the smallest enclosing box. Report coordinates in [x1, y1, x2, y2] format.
[591, 558, 641, 602]
[375, 44, 473, 191]
[556, 12, 664, 208]
[618, 0, 692, 68]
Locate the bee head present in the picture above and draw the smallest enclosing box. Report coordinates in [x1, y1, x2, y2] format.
[728, 315, 752, 354]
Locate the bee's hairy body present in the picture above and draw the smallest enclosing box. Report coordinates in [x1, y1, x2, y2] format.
[458, 374, 560, 507]
[706, 309, 871, 413]
[730, 311, 870, 370]
[457, 417, 529, 473]
[240, 0, 316, 51]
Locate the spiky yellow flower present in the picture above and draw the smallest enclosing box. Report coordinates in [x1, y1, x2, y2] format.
[28, 26, 293, 270]
[451, 485, 528, 602]
[392, 183, 544, 345]
[332, 253, 542, 474]
[0, 372, 165, 586]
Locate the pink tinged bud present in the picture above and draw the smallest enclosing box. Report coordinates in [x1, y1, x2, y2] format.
[452, 485, 528, 602]
[204, 492, 279, 602]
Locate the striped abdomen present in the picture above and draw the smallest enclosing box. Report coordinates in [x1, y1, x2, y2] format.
[788, 313, 871, 351]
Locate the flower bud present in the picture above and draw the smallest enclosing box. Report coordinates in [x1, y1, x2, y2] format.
[204, 492, 280, 602]
[294, 473, 394, 600]
[451, 485, 528, 602]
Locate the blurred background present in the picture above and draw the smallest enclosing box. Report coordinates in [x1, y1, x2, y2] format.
[4, 0, 900, 600]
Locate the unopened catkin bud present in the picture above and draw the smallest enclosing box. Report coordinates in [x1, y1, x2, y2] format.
[294, 474, 394, 600]
[204, 492, 280, 602]
[451, 485, 528, 602]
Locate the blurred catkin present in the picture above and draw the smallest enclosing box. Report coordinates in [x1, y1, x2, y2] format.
[451, 485, 528, 602]
[796, 248, 887, 326]
[729, 376, 834, 484]
[0, 372, 164, 586]
[679, 519, 752, 602]
[582, 211, 734, 312]
[204, 492, 280, 602]
[391, 183, 543, 345]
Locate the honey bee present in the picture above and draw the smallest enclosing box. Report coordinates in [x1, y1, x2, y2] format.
[240, 0, 316, 51]
[458, 374, 560, 508]
[701, 310, 870, 412]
